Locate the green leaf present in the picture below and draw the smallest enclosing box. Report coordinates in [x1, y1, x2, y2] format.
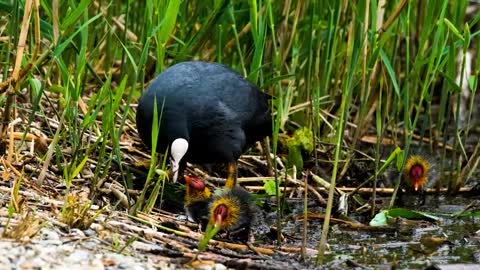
[395, 149, 405, 172]
[61, 0, 92, 30]
[54, 12, 102, 57]
[264, 179, 281, 196]
[376, 146, 402, 174]
[464, 23, 471, 50]
[443, 73, 463, 93]
[198, 221, 221, 251]
[48, 84, 65, 94]
[369, 211, 388, 226]
[443, 18, 464, 41]
[70, 155, 89, 181]
[286, 127, 314, 152]
[387, 208, 439, 222]
[379, 49, 400, 97]
[156, 0, 181, 45]
[468, 75, 477, 93]
[452, 209, 480, 218]
[29, 78, 42, 104]
[296, 127, 314, 152]
[287, 144, 303, 172]
[370, 208, 439, 226]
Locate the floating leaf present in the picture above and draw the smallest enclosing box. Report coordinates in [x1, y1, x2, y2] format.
[387, 208, 439, 221]
[370, 208, 439, 226]
[370, 211, 388, 227]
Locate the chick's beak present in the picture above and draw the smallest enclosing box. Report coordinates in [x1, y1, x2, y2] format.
[215, 213, 223, 228]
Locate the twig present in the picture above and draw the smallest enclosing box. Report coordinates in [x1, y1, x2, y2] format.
[244, 185, 473, 194]
[377, 0, 408, 35]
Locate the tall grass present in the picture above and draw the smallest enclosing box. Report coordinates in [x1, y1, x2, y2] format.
[0, 0, 478, 264]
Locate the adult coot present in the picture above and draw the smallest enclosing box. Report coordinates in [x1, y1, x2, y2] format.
[136, 61, 271, 187]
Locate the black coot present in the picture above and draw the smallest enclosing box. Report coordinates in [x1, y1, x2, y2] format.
[136, 61, 271, 187]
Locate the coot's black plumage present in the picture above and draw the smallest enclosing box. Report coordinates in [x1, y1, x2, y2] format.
[136, 61, 271, 186]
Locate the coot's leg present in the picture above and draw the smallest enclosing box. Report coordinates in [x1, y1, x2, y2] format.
[225, 162, 237, 189]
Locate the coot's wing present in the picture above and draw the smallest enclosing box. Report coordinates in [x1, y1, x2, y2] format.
[194, 62, 271, 144]
[188, 98, 246, 163]
[137, 61, 271, 160]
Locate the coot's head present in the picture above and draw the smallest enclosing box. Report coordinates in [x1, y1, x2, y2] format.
[404, 155, 429, 191]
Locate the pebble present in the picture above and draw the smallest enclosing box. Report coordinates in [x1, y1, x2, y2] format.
[0, 227, 181, 269]
[84, 228, 97, 237]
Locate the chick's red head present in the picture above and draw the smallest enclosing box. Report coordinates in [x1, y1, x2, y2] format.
[404, 155, 429, 191]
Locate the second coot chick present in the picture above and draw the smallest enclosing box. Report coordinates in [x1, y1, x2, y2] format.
[136, 61, 271, 187]
[184, 175, 212, 227]
[198, 186, 268, 251]
[403, 155, 430, 192]
[399, 155, 432, 206]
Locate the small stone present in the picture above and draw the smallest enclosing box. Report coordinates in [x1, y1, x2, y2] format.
[84, 229, 97, 237]
[473, 252, 480, 263]
[39, 227, 60, 241]
[213, 263, 227, 270]
[194, 263, 228, 270]
[19, 257, 45, 269]
[69, 228, 86, 238]
[67, 249, 91, 264]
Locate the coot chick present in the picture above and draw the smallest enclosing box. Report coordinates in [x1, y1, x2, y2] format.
[184, 175, 212, 227]
[398, 155, 432, 206]
[136, 61, 271, 187]
[198, 186, 262, 251]
[403, 155, 430, 192]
